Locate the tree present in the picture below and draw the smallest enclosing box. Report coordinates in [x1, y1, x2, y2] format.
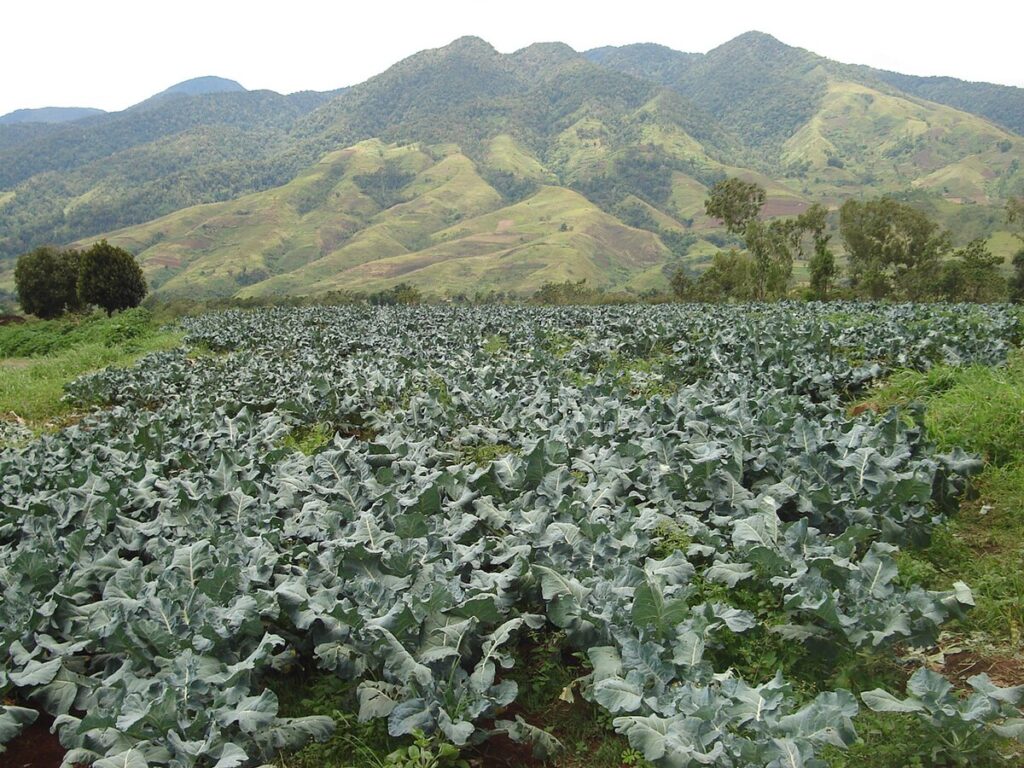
[938, 239, 1007, 302]
[13, 246, 83, 319]
[1009, 197, 1024, 303]
[801, 204, 838, 300]
[691, 250, 756, 301]
[704, 178, 765, 234]
[705, 180, 830, 301]
[839, 198, 950, 300]
[78, 240, 147, 316]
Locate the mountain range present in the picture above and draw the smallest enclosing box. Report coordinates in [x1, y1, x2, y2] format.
[1, 32, 1021, 302]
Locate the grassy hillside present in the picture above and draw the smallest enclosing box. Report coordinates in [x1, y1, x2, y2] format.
[1, 33, 1022, 300]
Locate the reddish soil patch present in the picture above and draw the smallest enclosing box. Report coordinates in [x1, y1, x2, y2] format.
[849, 401, 881, 417]
[147, 255, 184, 268]
[467, 732, 544, 768]
[495, 219, 515, 234]
[761, 199, 811, 218]
[3, 714, 71, 768]
[940, 651, 1024, 689]
[0, 314, 26, 325]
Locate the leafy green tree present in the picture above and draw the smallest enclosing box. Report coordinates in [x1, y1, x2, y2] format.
[691, 250, 755, 301]
[705, 180, 830, 301]
[800, 204, 838, 300]
[938, 239, 1007, 302]
[13, 246, 83, 319]
[77, 240, 147, 316]
[1008, 197, 1024, 303]
[369, 282, 423, 305]
[669, 268, 695, 300]
[705, 178, 765, 234]
[839, 198, 950, 300]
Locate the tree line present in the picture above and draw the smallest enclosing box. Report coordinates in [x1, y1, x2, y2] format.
[14, 241, 147, 318]
[672, 179, 1024, 303]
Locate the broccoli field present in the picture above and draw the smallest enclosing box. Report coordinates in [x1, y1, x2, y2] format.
[2, 303, 1023, 768]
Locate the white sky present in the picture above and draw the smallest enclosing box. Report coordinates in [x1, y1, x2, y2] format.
[3, 0, 1022, 116]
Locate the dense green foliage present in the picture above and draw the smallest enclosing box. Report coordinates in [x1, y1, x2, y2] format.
[14, 246, 82, 318]
[77, 240, 147, 315]
[0, 309, 181, 428]
[2, 303, 1022, 767]
[0, 307, 155, 358]
[686, 180, 832, 301]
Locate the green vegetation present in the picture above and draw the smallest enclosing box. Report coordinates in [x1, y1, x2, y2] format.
[76, 240, 148, 316]
[0, 308, 181, 429]
[841, 198, 954, 301]
[859, 351, 1024, 647]
[13, 240, 148, 318]
[2, 34, 1021, 300]
[3, 303, 1023, 768]
[13, 246, 82, 318]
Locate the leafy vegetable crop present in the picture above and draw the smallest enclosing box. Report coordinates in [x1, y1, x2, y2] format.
[1, 302, 1021, 767]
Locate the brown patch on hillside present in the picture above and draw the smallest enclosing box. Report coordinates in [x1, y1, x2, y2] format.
[180, 237, 213, 250]
[582, 220, 664, 267]
[466, 233, 522, 246]
[147, 255, 183, 268]
[761, 199, 810, 218]
[496, 219, 515, 234]
[912, 149, 937, 169]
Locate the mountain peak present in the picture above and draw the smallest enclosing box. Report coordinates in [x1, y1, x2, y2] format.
[708, 30, 796, 60]
[156, 76, 247, 99]
[442, 36, 499, 56]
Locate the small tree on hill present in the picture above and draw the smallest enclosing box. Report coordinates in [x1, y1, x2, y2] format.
[840, 198, 950, 300]
[1009, 197, 1024, 303]
[705, 180, 833, 301]
[938, 239, 1007, 302]
[14, 246, 83, 319]
[78, 241, 147, 316]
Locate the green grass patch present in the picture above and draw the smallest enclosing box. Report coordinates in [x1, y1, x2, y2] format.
[859, 351, 1024, 646]
[460, 442, 520, 467]
[0, 308, 158, 358]
[282, 423, 334, 455]
[859, 350, 1024, 464]
[0, 310, 182, 430]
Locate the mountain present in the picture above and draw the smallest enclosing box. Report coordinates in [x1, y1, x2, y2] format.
[151, 76, 247, 99]
[0, 84, 339, 259]
[1, 34, 1022, 303]
[865, 71, 1024, 136]
[0, 107, 106, 125]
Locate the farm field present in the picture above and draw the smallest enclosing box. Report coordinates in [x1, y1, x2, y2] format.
[2, 303, 1024, 768]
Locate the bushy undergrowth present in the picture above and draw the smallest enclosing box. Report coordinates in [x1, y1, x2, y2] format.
[0, 308, 157, 358]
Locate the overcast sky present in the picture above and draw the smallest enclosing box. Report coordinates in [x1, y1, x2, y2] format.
[3, 0, 1022, 116]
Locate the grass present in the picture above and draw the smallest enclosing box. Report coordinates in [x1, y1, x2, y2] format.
[0, 309, 182, 431]
[856, 352, 1024, 643]
[281, 422, 334, 456]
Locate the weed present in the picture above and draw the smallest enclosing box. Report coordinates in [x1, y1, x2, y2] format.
[460, 442, 520, 467]
[482, 334, 508, 354]
[283, 423, 334, 455]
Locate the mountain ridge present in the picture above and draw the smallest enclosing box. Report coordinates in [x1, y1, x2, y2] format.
[1, 32, 1021, 303]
